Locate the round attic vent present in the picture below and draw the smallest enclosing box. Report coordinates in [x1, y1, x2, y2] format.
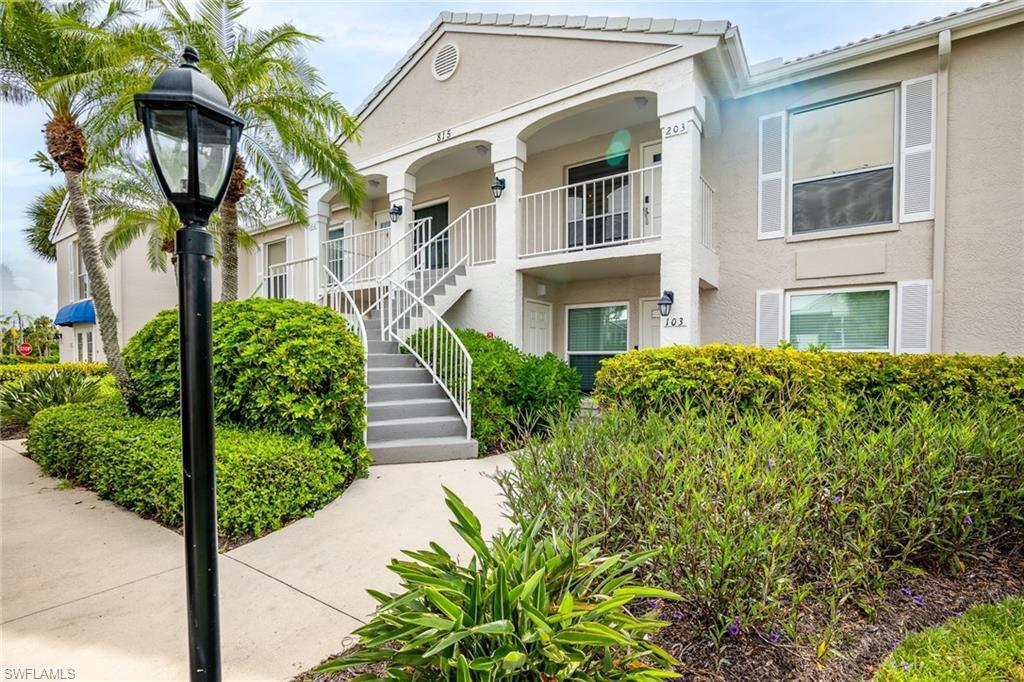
[432, 43, 459, 82]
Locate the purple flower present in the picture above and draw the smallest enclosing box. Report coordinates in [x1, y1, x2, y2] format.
[900, 662, 910, 671]
[727, 616, 741, 637]
[767, 458, 776, 470]
[768, 630, 781, 644]
[912, 595, 925, 607]
[962, 515, 973, 526]
[899, 586, 913, 598]
[669, 610, 685, 622]
[833, 495, 843, 505]
[952, 610, 963, 617]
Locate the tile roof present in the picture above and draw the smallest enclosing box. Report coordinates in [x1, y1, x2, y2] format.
[783, 0, 1010, 64]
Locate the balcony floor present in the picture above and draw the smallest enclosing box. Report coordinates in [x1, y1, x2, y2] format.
[518, 245, 661, 282]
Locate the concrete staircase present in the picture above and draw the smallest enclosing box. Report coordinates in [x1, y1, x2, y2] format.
[363, 279, 477, 464]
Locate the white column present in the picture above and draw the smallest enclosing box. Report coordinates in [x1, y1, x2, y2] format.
[657, 91, 704, 346]
[488, 139, 526, 346]
[305, 183, 332, 301]
[386, 173, 416, 281]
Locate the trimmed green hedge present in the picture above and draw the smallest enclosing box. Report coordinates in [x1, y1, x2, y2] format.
[594, 344, 1024, 415]
[0, 362, 108, 383]
[123, 298, 365, 446]
[407, 328, 580, 453]
[0, 354, 59, 365]
[27, 398, 370, 539]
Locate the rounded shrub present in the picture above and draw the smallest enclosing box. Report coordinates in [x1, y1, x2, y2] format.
[512, 352, 581, 431]
[123, 298, 366, 446]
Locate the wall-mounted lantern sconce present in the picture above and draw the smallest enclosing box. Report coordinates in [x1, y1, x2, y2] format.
[490, 176, 506, 199]
[388, 204, 403, 222]
[657, 290, 675, 317]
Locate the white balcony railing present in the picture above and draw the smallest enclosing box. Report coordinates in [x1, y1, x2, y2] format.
[322, 226, 391, 287]
[699, 176, 714, 251]
[250, 256, 317, 300]
[518, 165, 661, 258]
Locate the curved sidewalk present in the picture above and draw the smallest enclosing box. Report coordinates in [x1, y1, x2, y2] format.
[0, 440, 509, 680]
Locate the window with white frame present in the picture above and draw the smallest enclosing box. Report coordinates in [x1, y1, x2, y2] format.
[786, 286, 894, 352]
[76, 332, 84, 362]
[86, 331, 94, 361]
[566, 303, 628, 391]
[75, 242, 92, 300]
[790, 90, 897, 235]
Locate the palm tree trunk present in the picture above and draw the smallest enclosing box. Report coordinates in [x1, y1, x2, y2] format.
[219, 154, 247, 302]
[64, 170, 133, 401]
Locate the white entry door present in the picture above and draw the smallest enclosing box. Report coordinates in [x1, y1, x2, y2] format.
[641, 141, 662, 235]
[523, 300, 552, 356]
[640, 298, 661, 349]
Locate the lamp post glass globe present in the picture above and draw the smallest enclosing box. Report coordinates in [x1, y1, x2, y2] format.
[135, 46, 244, 226]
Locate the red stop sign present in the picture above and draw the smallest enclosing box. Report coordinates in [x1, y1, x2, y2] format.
[17, 342, 31, 357]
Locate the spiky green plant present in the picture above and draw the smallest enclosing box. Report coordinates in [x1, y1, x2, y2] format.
[318, 488, 682, 681]
[0, 369, 102, 426]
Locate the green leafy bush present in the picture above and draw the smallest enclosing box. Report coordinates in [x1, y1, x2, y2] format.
[318, 488, 681, 680]
[0, 354, 59, 365]
[27, 398, 370, 539]
[406, 329, 580, 453]
[123, 298, 365, 446]
[0, 369, 102, 426]
[498, 402, 1024, 639]
[594, 345, 1024, 416]
[875, 597, 1024, 680]
[0, 362, 108, 382]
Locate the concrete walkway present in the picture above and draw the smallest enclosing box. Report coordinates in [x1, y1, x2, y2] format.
[1, 440, 510, 680]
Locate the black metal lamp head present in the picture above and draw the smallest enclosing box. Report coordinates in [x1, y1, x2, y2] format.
[658, 290, 675, 317]
[490, 176, 506, 199]
[134, 47, 245, 226]
[389, 204, 403, 222]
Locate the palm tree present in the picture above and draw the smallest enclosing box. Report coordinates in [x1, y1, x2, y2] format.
[0, 0, 147, 398]
[24, 185, 64, 263]
[152, 0, 365, 300]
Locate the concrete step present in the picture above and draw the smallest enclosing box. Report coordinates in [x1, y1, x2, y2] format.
[368, 415, 465, 442]
[368, 398, 457, 421]
[368, 353, 417, 368]
[369, 436, 478, 465]
[367, 340, 398, 354]
[368, 382, 445, 402]
[367, 366, 433, 386]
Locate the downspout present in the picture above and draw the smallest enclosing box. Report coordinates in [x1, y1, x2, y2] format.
[932, 29, 951, 352]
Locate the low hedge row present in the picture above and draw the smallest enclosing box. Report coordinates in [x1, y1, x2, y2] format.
[408, 328, 580, 453]
[0, 362, 108, 383]
[27, 398, 370, 539]
[500, 401, 1024, 638]
[594, 344, 1024, 415]
[0, 355, 59, 365]
[123, 298, 365, 446]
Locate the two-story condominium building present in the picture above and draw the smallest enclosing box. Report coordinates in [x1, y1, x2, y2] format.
[52, 3, 1024, 460]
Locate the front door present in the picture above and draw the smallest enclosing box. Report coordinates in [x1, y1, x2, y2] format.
[640, 298, 661, 349]
[413, 201, 449, 271]
[523, 300, 552, 356]
[641, 142, 662, 236]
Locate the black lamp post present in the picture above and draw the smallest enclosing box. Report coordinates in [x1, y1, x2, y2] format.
[135, 46, 244, 682]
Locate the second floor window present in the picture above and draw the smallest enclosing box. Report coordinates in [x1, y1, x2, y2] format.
[75, 242, 92, 300]
[790, 90, 896, 235]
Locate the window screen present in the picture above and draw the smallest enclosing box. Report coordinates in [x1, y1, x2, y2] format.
[789, 289, 891, 351]
[790, 91, 896, 234]
[567, 306, 627, 353]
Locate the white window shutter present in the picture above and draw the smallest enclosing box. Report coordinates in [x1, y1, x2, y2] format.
[256, 244, 265, 297]
[757, 113, 786, 240]
[755, 289, 784, 347]
[896, 280, 932, 354]
[900, 75, 936, 222]
[285, 235, 294, 298]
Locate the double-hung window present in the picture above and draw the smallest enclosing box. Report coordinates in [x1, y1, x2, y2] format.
[790, 91, 897, 235]
[785, 286, 894, 352]
[566, 303, 628, 391]
[75, 242, 91, 300]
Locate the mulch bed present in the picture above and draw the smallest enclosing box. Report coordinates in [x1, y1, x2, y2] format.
[0, 423, 28, 440]
[295, 541, 1024, 681]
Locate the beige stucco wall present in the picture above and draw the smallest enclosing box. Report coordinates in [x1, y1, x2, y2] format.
[941, 24, 1024, 354]
[700, 31, 1024, 354]
[348, 33, 666, 163]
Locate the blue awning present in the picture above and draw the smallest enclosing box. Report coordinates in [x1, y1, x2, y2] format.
[54, 299, 96, 327]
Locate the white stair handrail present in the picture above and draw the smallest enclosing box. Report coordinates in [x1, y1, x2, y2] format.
[338, 217, 432, 291]
[322, 265, 370, 445]
[248, 255, 318, 299]
[378, 275, 472, 438]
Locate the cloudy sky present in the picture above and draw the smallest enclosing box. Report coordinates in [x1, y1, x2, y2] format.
[0, 0, 975, 320]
